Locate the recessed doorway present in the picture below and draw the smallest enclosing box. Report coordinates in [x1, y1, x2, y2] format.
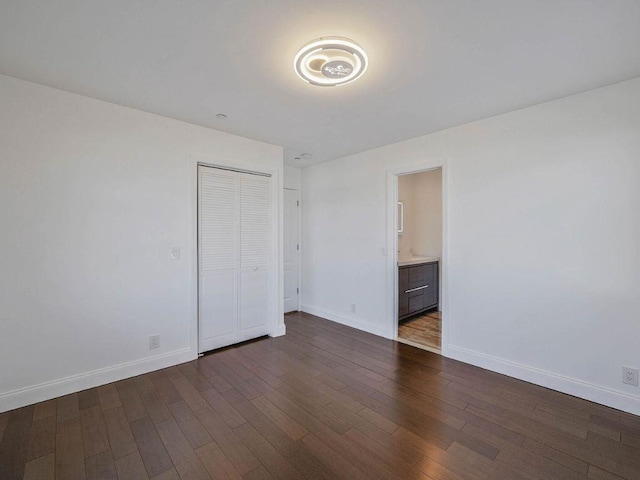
[387, 164, 446, 355]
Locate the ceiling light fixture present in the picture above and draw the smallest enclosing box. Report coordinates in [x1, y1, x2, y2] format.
[294, 37, 368, 87]
[215, 113, 227, 119]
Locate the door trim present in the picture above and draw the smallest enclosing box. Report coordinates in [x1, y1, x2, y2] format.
[386, 159, 448, 357]
[190, 153, 285, 356]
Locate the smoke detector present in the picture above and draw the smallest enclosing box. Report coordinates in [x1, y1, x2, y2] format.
[294, 37, 368, 87]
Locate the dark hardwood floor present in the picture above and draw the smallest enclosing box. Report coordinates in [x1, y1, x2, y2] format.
[2, 311, 640, 479]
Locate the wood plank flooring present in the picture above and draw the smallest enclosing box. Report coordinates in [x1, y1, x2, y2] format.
[2, 311, 640, 479]
[398, 310, 442, 351]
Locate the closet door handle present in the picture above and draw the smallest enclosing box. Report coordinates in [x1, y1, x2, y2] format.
[405, 285, 428, 293]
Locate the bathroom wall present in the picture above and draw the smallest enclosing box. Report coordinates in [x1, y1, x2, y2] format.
[397, 169, 443, 259]
[397, 174, 414, 258]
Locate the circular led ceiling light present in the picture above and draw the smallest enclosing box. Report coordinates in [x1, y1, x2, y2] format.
[294, 37, 368, 87]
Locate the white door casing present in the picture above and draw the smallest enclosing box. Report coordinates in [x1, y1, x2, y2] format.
[386, 159, 448, 356]
[283, 188, 299, 313]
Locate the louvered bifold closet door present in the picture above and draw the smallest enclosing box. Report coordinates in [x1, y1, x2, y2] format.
[239, 173, 271, 340]
[198, 166, 239, 353]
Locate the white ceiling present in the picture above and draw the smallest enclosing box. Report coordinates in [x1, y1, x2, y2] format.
[1, 1, 640, 167]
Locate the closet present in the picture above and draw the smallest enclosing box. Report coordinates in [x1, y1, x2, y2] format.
[198, 165, 272, 353]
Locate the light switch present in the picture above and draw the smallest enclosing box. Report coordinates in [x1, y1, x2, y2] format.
[170, 246, 181, 260]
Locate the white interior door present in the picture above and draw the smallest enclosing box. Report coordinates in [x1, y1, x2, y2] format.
[283, 188, 299, 313]
[198, 166, 239, 353]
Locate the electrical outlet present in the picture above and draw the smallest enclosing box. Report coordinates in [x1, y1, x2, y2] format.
[622, 367, 639, 386]
[350, 304, 356, 314]
[149, 334, 160, 350]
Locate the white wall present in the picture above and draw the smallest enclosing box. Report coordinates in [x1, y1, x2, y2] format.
[301, 77, 640, 414]
[0, 74, 283, 412]
[284, 164, 302, 190]
[397, 169, 442, 259]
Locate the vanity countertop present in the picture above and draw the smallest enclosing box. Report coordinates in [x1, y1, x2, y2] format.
[398, 256, 439, 267]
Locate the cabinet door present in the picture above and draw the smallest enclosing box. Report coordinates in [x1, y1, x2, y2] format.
[239, 173, 271, 340]
[399, 267, 409, 292]
[422, 263, 438, 308]
[198, 166, 239, 353]
[425, 263, 438, 286]
[398, 296, 409, 318]
[398, 267, 410, 318]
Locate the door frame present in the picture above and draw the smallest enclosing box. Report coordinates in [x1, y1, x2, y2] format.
[284, 187, 301, 313]
[190, 153, 284, 356]
[386, 159, 449, 356]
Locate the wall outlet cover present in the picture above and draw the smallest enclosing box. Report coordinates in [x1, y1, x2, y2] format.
[149, 334, 160, 350]
[622, 367, 639, 386]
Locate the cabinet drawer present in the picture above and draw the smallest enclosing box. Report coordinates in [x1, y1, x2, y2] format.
[408, 263, 437, 288]
[423, 287, 437, 309]
[408, 292, 424, 313]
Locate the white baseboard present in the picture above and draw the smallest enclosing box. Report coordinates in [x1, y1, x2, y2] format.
[447, 344, 640, 416]
[0, 347, 197, 413]
[301, 304, 391, 338]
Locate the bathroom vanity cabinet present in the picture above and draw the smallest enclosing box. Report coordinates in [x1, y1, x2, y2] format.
[398, 260, 438, 320]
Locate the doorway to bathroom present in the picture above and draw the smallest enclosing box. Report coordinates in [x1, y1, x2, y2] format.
[387, 165, 445, 354]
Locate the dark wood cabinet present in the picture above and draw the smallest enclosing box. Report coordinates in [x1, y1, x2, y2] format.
[398, 261, 438, 320]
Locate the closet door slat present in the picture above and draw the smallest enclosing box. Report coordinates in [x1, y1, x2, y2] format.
[240, 174, 271, 268]
[198, 166, 239, 352]
[239, 174, 271, 337]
